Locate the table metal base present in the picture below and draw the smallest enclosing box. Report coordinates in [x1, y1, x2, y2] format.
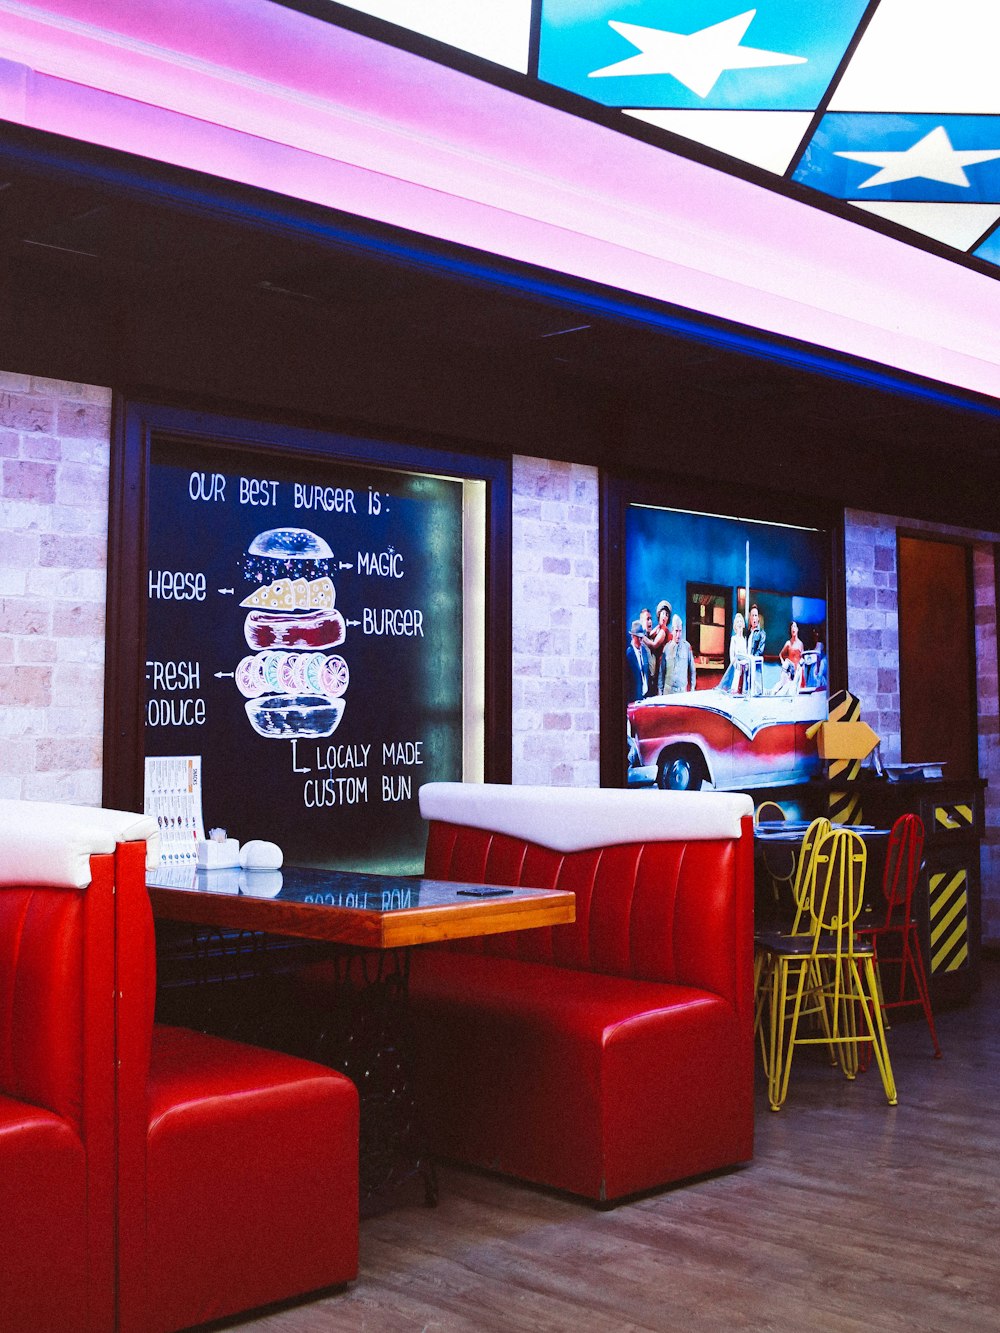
[154, 923, 438, 1207]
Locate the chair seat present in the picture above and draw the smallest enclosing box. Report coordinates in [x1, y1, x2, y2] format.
[756, 930, 875, 958]
[0, 1093, 88, 1331]
[412, 949, 724, 1040]
[755, 930, 813, 955]
[0, 1091, 83, 1147]
[143, 1025, 359, 1333]
[148, 1023, 351, 1122]
[410, 950, 748, 1201]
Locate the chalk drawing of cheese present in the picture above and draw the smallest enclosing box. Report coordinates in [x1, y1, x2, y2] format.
[240, 576, 335, 611]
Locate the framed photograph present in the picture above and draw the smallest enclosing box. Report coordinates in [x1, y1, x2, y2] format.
[601, 474, 843, 792]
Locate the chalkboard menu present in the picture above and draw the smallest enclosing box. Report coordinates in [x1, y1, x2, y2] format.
[144, 435, 475, 874]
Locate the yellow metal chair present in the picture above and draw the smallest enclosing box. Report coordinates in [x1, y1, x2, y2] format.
[760, 827, 897, 1111]
[753, 815, 831, 1069]
[754, 801, 794, 914]
[754, 800, 786, 827]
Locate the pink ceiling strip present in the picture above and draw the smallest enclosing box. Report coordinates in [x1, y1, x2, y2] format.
[0, 0, 999, 400]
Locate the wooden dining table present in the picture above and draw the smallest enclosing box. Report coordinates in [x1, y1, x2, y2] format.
[147, 862, 576, 1206]
[146, 862, 576, 947]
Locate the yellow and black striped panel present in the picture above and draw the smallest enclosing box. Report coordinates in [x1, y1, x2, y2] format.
[828, 757, 864, 783]
[825, 691, 864, 823]
[929, 868, 969, 974]
[934, 803, 974, 833]
[827, 689, 861, 724]
[828, 788, 864, 826]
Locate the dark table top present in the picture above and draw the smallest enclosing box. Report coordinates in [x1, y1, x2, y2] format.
[755, 821, 889, 842]
[147, 863, 576, 949]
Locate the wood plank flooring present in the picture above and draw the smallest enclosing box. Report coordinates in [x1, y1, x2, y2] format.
[223, 960, 1000, 1333]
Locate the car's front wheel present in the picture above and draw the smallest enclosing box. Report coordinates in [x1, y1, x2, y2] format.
[656, 747, 703, 791]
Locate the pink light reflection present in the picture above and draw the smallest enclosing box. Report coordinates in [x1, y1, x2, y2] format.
[0, 0, 999, 400]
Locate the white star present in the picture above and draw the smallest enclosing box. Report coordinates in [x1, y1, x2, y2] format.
[835, 125, 1000, 190]
[588, 9, 807, 100]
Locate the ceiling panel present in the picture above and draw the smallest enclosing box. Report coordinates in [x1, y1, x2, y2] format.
[319, 0, 1000, 273]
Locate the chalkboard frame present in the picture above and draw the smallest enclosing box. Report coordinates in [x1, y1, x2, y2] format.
[104, 398, 512, 823]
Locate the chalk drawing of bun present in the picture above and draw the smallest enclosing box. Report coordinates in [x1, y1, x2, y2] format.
[249, 528, 333, 561]
[244, 693, 345, 739]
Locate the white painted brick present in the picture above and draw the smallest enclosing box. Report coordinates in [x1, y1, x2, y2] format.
[51, 660, 104, 697]
[55, 463, 109, 508]
[55, 637, 106, 666]
[567, 504, 596, 527]
[21, 435, 62, 463]
[14, 635, 58, 664]
[23, 770, 101, 803]
[46, 705, 103, 734]
[0, 370, 32, 391]
[512, 456, 600, 786]
[0, 707, 47, 737]
[57, 508, 109, 538]
[29, 376, 110, 405]
[0, 499, 46, 534]
[27, 567, 107, 601]
[0, 569, 27, 596]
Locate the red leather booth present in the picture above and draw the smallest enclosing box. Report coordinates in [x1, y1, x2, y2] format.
[0, 803, 127, 1333]
[409, 784, 756, 1203]
[0, 800, 359, 1333]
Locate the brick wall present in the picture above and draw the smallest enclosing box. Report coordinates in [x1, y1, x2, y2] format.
[511, 456, 600, 787]
[2, 377, 994, 937]
[0, 407, 605, 801]
[843, 510, 902, 762]
[844, 509, 1000, 946]
[0, 372, 111, 803]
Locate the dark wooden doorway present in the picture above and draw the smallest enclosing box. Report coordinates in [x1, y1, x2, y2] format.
[898, 533, 978, 779]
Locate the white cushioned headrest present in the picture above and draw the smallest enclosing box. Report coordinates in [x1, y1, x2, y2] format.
[0, 799, 161, 890]
[419, 783, 753, 853]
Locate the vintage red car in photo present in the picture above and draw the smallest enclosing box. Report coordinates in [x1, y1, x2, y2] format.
[627, 660, 827, 790]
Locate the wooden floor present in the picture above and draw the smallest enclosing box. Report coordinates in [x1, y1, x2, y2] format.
[229, 961, 1000, 1333]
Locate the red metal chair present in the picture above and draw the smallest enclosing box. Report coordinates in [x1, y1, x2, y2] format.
[856, 813, 942, 1059]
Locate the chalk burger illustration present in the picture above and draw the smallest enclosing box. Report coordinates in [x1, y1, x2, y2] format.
[235, 527, 349, 739]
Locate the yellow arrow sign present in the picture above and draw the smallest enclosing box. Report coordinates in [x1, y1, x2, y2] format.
[805, 719, 881, 760]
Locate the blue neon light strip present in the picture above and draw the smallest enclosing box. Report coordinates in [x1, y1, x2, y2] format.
[4, 128, 999, 424]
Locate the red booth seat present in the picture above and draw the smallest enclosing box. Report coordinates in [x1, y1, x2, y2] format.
[0, 800, 160, 1332]
[409, 784, 756, 1203]
[0, 800, 359, 1333]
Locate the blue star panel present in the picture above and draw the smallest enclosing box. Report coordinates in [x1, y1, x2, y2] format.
[315, 0, 1000, 271]
[795, 114, 1000, 202]
[537, 0, 868, 110]
[974, 227, 1000, 266]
